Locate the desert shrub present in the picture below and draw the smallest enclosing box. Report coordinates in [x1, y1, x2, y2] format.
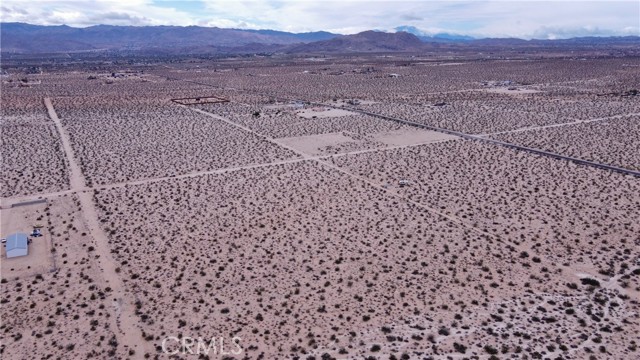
[453, 342, 467, 353]
[581, 278, 601, 287]
[484, 345, 498, 355]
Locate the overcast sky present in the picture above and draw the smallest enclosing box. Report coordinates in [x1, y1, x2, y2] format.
[1, 0, 639, 39]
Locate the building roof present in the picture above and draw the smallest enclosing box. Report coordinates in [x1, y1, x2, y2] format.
[6, 233, 28, 251]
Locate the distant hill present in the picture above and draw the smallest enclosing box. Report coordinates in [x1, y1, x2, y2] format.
[471, 36, 640, 47]
[239, 29, 337, 42]
[0, 22, 339, 53]
[287, 30, 426, 53]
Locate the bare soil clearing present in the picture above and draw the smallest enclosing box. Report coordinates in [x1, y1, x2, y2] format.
[297, 107, 356, 118]
[482, 87, 542, 95]
[372, 127, 458, 146]
[278, 132, 357, 155]
[0, 202, 53, 279]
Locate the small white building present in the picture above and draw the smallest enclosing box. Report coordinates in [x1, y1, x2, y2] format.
[6, 233, 29, 258]
[291, 100, 305, 109]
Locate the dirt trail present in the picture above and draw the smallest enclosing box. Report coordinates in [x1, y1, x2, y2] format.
[2, 135, 458, 208]
[45, 98, 149, 359]
[477, 111, 640, 137]
[45, 98, 86, 191]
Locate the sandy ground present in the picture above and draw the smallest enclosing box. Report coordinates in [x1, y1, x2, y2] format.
[278, 132, 357, 155]
[263, 103, 299, 110]
[327, 99, 380, 107]
[372, 128, 458, 146]
[479, 111, 640, 137]
[297, 107, 356, 119]
[482, 87, 542, 95]
[278, 128, 458, 156]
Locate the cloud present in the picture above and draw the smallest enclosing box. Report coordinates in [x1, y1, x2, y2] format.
[532, 25, 640, 40]
[196, 18, 259, 29]
[87, 12, 153, 26]
[0, 0, 196, 27]
[1, 0, 638, 39]
[401, 14, 423, 22]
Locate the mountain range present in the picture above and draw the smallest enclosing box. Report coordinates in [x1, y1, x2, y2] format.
[0, 22, 337, 53]
[1, 22, 638, 55]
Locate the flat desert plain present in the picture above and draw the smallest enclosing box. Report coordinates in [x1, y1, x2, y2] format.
[1, 56, 639, 360]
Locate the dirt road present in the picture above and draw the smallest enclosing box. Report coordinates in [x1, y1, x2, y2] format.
[45, 98, 149, 358]
[45, 98, 86, 191]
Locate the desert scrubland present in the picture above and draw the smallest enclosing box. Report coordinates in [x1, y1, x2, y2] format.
[1, 56, 639, 360]
[93, 159, 639, 359]
[53, 95, 299, 186]
[330, 140, 640, 272]
[1, 91, 69, 197]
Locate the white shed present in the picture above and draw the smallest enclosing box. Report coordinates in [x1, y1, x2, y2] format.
[6, 233, 29, 258]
